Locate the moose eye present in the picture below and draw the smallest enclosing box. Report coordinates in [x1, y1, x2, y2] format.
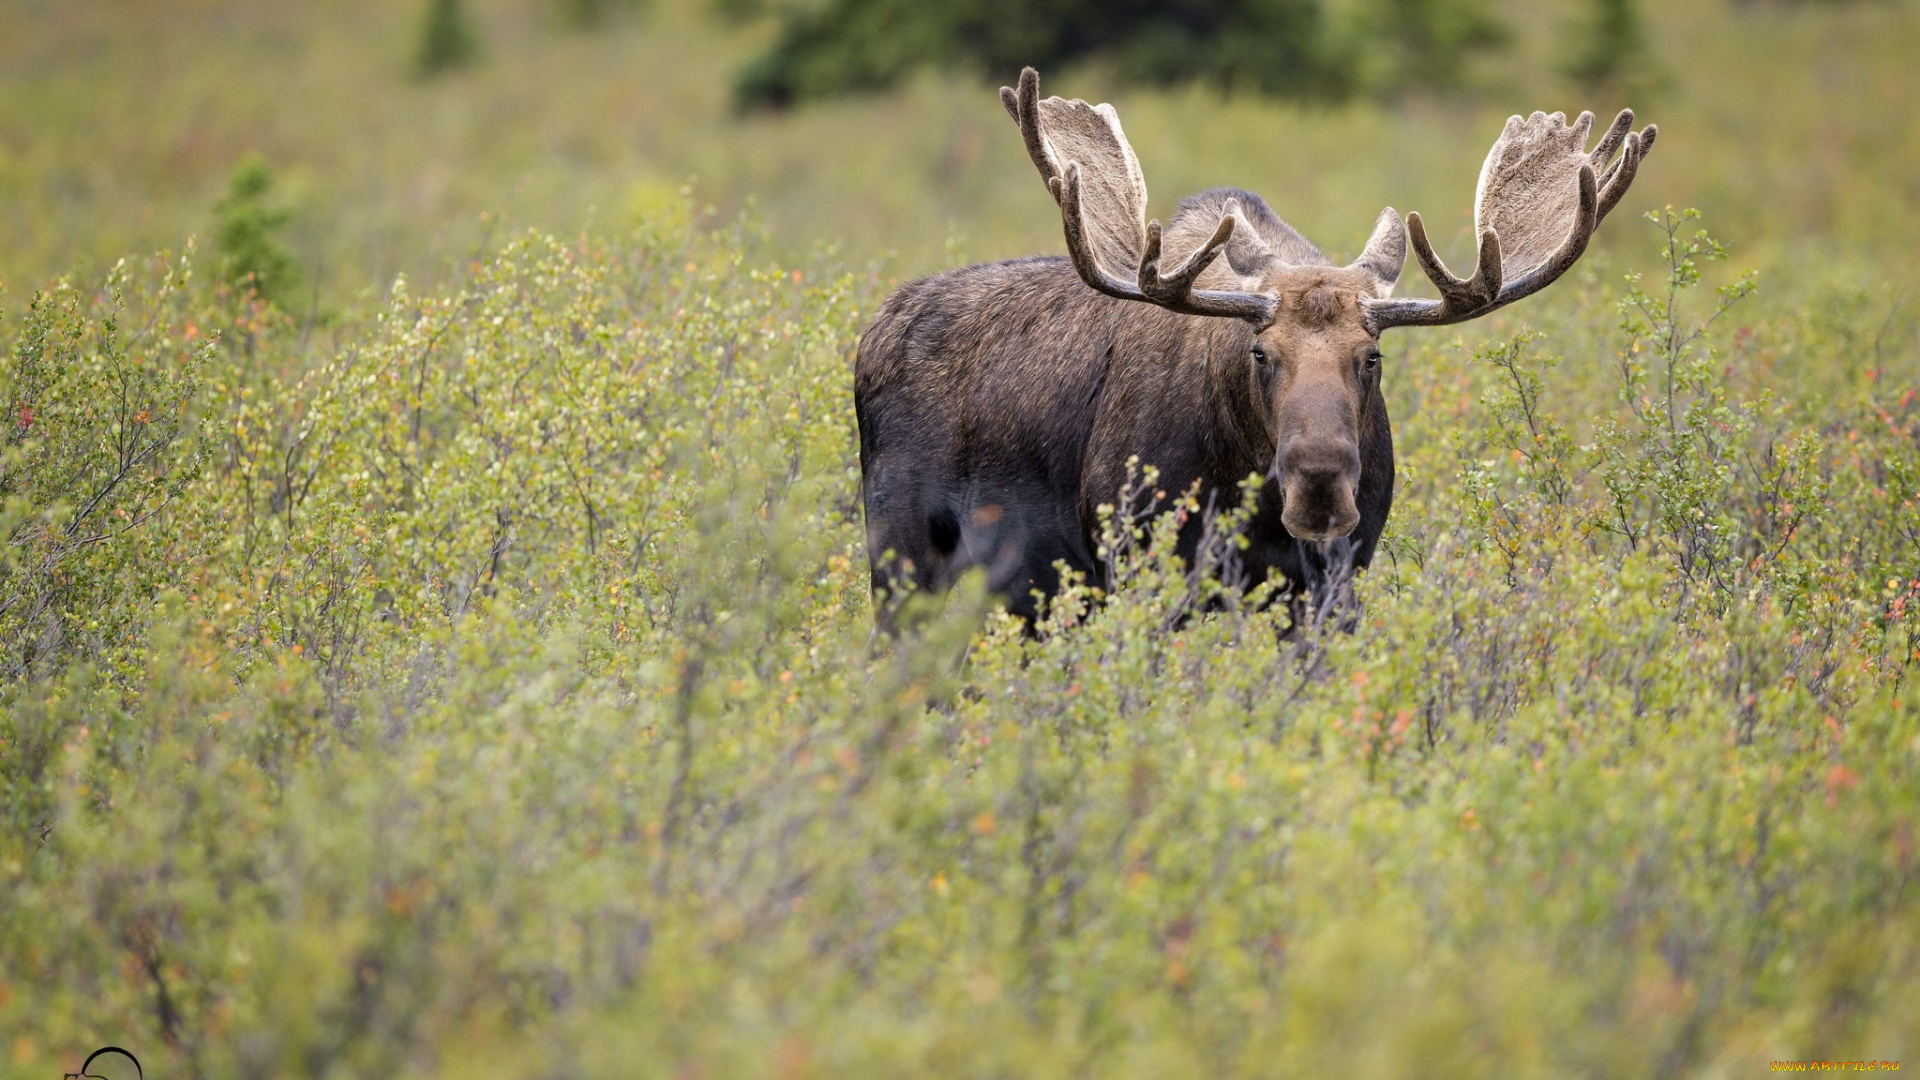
[1250, 344, 1268, 365]
[1363, 349, 1382, 371]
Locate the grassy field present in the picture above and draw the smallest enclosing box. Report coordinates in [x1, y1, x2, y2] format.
[3, 0, 1920, 1076]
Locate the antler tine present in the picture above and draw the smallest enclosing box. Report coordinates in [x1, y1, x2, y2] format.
[1140, 203, 1277, 324]
[1128, 189, 1276, 323]
[1003, 67, 1060, 197]
[1405, 211, 1502, 315]
[1590, 109, 1635, 176]
[1598, 126, 1656, 221]
[1140, 207, 1235, 302]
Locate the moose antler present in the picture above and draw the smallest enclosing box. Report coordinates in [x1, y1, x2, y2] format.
[1363, 108, 1657, 334]
[1001, 68, 1279, 327]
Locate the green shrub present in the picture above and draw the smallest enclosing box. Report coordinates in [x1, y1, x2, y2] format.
[1, 206, 1916, 1077]
[1561, 0, 1657, 96]
[0, 254, 216, 686]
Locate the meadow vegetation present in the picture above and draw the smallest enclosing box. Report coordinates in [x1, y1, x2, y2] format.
[2, 0, 1919, 1075]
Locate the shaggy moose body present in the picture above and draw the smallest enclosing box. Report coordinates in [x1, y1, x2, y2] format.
[856, 68, 1655, 623]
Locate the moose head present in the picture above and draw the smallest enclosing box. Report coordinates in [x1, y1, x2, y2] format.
[1000, 67, 1655, 542]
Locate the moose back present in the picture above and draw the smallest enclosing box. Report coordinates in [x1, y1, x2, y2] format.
[856, 68, 1654, 624]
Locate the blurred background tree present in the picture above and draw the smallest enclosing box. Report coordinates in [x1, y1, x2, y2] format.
[1561, 0, 1660, 98]
[417, 0, 482, 74]
[1361, 0, 1511, 95]
[212, 153, 300, 307]
[726, 0, 1513, 110]
[557, 0, 647, 29]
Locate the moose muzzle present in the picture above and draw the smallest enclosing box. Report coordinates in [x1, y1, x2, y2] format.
[1277, 435, 1362, 542]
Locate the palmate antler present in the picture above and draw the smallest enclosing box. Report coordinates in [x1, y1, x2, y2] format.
[1361, 108, 1657, 333]
[1001, 68, 1280, 326]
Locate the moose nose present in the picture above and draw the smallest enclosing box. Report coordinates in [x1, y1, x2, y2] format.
[1279, 438, 1360, 488]
[1278, 438, 1361, 541]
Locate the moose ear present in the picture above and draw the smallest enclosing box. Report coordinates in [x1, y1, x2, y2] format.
[1220, 203, 1276, 279]
[1349, 207, 1406, 297]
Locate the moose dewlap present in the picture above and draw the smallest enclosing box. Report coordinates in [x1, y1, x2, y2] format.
[855, 67, 1656, 626]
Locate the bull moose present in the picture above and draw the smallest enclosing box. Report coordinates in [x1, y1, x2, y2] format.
[855, 67, 1655, 626]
